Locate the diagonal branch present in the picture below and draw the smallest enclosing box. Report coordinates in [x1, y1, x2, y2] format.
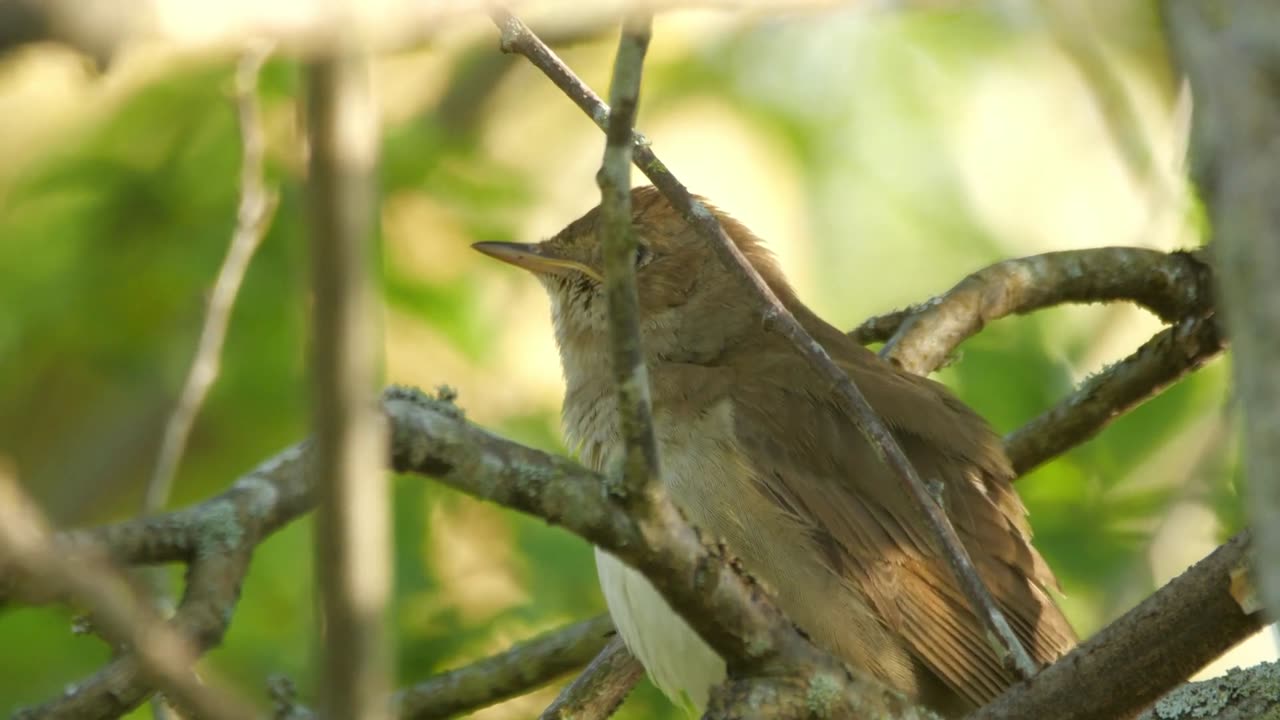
[1005, 313, 1225, 476]
[539, 637, 644, 720]
[596, 14, 660, 502]
[392, 614, 615, 720]
[489, 4, 1038, 682]
[562, 20, 656, 713]
[969, 531, 1263, 720]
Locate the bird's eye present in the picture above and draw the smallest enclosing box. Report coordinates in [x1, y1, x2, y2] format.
[634, 244, 652, 268]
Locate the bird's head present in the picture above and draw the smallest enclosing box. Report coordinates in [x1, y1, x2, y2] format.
[473, 186, 794, 377]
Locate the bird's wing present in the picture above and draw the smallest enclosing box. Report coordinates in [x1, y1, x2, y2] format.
[727, 331, 1076, 708]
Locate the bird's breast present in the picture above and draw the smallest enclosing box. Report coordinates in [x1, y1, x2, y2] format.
[567, 390, 915, 711]
[565, 388, 777, 542]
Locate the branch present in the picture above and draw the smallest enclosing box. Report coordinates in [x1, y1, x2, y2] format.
[969, 531, 1265, 720]
[1137, 661, 1280, 720]
[10, 431, 608, 720]
[539, 637, 644, 720]
[872, 247, 1214, 375]
[392, 615, 615, 720]
[842, 248, 1225, 477]
[596, 13, 660, 502]
[564, 18, 656, 690]
[1165, 0, 1280, 633]
[2, 439, 318, 720]
[305, 46, 391, 720]
[849, 248, 1213, 347]
[384, 386, 926, 719]
[1005, 313, 1225, 476]
[0, 472, 255, 720]
[489, 4, 1037, 682]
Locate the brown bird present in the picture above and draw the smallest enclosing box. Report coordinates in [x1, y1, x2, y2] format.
[473, 186, 1076, 717]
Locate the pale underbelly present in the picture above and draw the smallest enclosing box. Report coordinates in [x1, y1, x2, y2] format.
[595, 547, 724, 712]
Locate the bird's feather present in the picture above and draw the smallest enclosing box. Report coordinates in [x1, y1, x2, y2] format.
[720, 304, 1077, 710]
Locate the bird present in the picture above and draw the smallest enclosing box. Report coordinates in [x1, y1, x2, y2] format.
[472, 185, 1076, 717]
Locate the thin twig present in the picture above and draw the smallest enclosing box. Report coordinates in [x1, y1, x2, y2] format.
[0, 471, 258, 720]
[392, 615, 615, 720]
[596, 14, 659, 502]
[144, 44, 277, 517]
[491, 8, 637, 139]
[489, 6, 1038, 680]
[305, 49, 391, 720]
[1005, 314, 1226, 476]
[540, 637, 643, 720]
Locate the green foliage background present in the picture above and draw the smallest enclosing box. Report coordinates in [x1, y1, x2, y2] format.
[0, 3, 1250, 717]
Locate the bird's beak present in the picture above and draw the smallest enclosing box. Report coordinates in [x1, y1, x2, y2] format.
[471, 242, 602, 282]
